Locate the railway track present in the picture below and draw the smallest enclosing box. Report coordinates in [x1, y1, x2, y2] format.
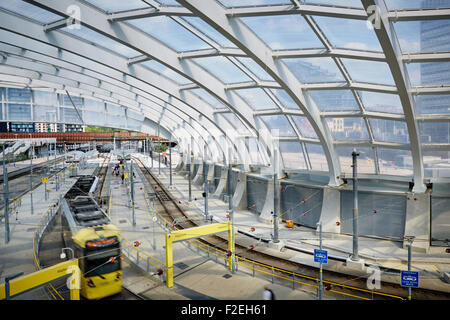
[92, 153, 111, 204]
[133, 156, 450, 301]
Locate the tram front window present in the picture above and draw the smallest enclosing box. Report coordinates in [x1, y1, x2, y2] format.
[84, 247, 120, 277]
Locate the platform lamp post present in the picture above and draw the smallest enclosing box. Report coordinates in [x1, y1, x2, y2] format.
[150, 138, 154, 169]
[187, 143, 192, 202]
[351, 149, 360, 261]
[151, 197, 157, 250]
[169, 140, 173, 187]
[3, 146, 10, 244]
[406, 237, 414, 300]
[54, 140, 57, 171]
[29, 134, 34, 216]
[227, 146, 236, 273]
[273, 146, 280, 244]
[130, 158, 136, 227]
[158, 123, 161, 175]
[203, 143, 209, 222]
[317, 221, 323, 300]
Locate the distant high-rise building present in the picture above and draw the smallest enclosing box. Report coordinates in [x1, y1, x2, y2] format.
[9, 122, 35, 132]
[65, 124, 85, 132]
[35, 122, 48, 132]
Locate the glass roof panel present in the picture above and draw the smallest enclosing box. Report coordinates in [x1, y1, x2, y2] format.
[191, 56, 252, 84]
[358, 91, 403, 114]
[61, 25, 141, 58]
[245, 137, 265, 165]
[189, 88, 227, 109]
[305, 143, 328, 171]
[240, 15, 324, 50]
[326, 117, 370, 141]
[218, 0, 291, 7]
[222, 113, 250, 132]
[291, 116, 318, 139]
[336, 146, 375, 174]
[282, 58, 345, 83]
[155, 0, 181, 6]
[270, 89, 300, 110]
[313, 16, 382, 52]
[140, 60, 192, 85]
[415, 95, 450, 115]
[85, 0, 149, 12]
[393, 20, 450, 53]
[0, 0, 63, 24]
[378, 148, 413, 176]
[341, 59, 395, 85]
[236, 57, 274, 81]
[304, 0, 364, 8]
[128, 17, 211, 52]
[309, 90, 359, 112]
[406, 62, 450, 86]
[259, 115, 296, 137]
[419, 122, 450, 143]
[423, 151, 450, 178]
[369, 119, 410, 144]
[181, 17, 237, 48]
[386, 0, 450, 10]
[232, 88, 279, 110]
[279, 141, 307, 170]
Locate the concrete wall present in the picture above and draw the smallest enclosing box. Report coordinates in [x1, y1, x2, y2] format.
[232, 171, 247, 210]
[319, 187, 341, 234]
[404, 192, 430, 252]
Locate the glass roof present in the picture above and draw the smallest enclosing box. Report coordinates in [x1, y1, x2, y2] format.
[1, 0, 449, 184]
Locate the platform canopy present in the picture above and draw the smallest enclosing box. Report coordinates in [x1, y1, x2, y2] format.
[0, 0, 449, 188]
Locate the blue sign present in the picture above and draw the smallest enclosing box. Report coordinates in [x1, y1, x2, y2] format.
[314, 249, 328, 264]
[401, 271, 419, 288]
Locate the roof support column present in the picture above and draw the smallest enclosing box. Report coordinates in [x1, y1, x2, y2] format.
[177, 0, 342, 186]
[361, 0, 426, 193]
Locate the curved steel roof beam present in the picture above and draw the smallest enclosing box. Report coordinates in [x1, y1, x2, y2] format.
[0, 16, 244, 163]
[25, 0, 264, 146]
[177, 0, 342, 185]
[361, 0, 425, 192]
[3, 3, 256, 166]
[0, 55, 214, 147]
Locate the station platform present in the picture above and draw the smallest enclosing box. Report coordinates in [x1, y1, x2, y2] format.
[0, 160, 98, 298]
[2, 152, 449, 300]
[108, 154, 317, 300]
[0, 155, 64, 176]
[123, 153, 450, 296]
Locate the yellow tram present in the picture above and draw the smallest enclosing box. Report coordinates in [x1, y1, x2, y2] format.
[61, 176, 122, 299]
